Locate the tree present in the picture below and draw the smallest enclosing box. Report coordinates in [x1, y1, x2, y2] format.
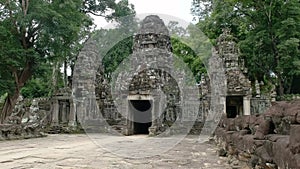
[192, 0, 300, 96]
[171, 37, 206, 82]
[168, 21, 210, 82]
[0, 0, 134, 123]
[0, 0, 89, 122]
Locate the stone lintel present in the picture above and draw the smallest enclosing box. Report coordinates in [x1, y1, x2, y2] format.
[127, 94, 153, 100]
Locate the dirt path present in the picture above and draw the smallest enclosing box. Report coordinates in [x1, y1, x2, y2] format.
[0, 134, 232, 169]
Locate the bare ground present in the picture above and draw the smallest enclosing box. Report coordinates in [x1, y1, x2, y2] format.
[0, 134, 233, 169]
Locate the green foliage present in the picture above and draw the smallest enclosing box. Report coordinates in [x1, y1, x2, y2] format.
[20, 62, 64, 98]
[171, 37, 206, 82]
[81, 0, 135, 20]
[168, 22, 210, 82]
[0, 93, 7, 104]
[92, 15, 138, 80]
[21, 78, 49, 98]
[102, 36, 133, 77]
[192, 0, 300, 95]
[0, 0, 91, 97]
[0, 0, 135, 119]
[277, 94, 300, 101]
[0, 0, 135, 98]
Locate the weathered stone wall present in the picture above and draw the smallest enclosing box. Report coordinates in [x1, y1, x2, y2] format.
[72, 37, 103, 132]
[250, 97, 272, 115]
[214, 100, 300, 169]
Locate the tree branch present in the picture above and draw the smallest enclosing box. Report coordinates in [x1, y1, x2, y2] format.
[86, 10, 107, 17]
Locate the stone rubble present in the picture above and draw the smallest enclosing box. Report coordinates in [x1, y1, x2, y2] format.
[215, 100, 300, 169]
[0, 97, 47, 140]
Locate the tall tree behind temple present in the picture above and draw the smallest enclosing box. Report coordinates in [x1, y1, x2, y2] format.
[191, 0, 300, 96]
[0, 0, 135, 123]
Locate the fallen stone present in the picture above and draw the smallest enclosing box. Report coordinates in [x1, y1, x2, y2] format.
[289, 125, 300, 154]
[273, 137, 297, 169]
[238, 153, 251, 162]
[249, 156, 259, 168]
[296, 112, 300, 124]
[254, 119, 273, 140]
[239, 130, 250, 136]
[255, 145, 272, 163]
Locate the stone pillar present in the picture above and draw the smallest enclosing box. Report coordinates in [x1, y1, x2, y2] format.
[68, 99, 76, 127]
[61, 102, 68, 124]
[124, 99, 133, 135]
[149, 98, 160, 136]
[52, 99, 59, 126]
[243, 96, 251, 115]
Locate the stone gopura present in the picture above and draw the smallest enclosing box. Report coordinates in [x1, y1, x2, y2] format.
[70, 15, 272, 136]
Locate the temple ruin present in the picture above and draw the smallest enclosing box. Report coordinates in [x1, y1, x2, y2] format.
[213, 28, 252, 118]
[56, 15, 272, 136]
[1, 13, 300, 169]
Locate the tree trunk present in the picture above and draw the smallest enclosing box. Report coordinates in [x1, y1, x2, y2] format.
[50, 62, 59, 96]
[286, 76, 293, 94]
[277, 74, 284, 97]
[64, 60, 68, 87]
[0, 63, 32, 124]
[0, 92, 20, 123]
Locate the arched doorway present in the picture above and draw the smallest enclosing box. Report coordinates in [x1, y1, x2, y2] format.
[129, 100, 152, 134]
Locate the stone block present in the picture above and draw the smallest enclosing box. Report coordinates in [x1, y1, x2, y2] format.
[295, 154, 300, 168]
[249, 155, 260, 168]
[296, 113, 300, 124]
[225, 119, 236, 131]
[225, 131, 235, 143]
[272, 137, 297, 169]
[267, 134, 289, 142]
[233, 117, 244, 131]
[262, 140, 274, 159]
[253, 140, 264, 147]
[239, 129, 250, 136]
[241, 115, 251, 129]
[255, 146, 272, 163]
[254, 119, 273, 139]
[289, 125, 300, 154]
[241, 135, 260, 154]
[249, 116, 263, 134]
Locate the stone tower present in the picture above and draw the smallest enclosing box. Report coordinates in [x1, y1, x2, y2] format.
[121, 15, 180, 136]
[216, 28, 251, 117]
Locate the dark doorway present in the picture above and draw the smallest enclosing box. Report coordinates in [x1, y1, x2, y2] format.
[130, 100, 152, 134]
[226, 106, 237, 118]
[226, 96, 243, 118]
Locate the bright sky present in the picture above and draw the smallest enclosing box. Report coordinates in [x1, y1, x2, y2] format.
[93, 0, 195, 29]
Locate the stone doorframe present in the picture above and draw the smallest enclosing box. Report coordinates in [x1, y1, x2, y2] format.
[243, 95, 251, 115]
[225, 95, 251, 117]
[124, 94, 162, 136]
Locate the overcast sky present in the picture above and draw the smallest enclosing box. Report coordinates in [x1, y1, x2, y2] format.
[93, 0, 195, 29]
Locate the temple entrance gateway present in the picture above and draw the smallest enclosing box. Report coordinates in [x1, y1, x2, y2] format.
[70, 14, 273, 141]
[226, 96, 243, 118]
[126, 95, 155, 135]
[130, 100, 152, 134]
